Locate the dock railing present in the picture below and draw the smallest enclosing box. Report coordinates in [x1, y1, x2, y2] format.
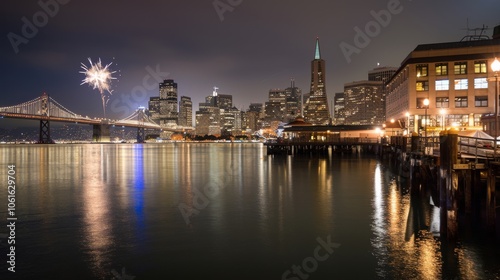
[389, 134, 497, 159]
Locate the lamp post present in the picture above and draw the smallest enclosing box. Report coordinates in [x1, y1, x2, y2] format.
[440, 108, 446, 131]
[405, 112, 410, 135]
[492, 57, 500, 159]
[423, 98, 429, 153]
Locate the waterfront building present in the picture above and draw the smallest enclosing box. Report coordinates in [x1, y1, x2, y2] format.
[385, 38, 500, 134]
[304, 38, 330, 125]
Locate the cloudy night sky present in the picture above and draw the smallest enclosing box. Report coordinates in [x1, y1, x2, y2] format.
[1, 0, 500, 126]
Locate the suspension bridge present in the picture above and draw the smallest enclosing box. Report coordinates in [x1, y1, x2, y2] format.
[0, 93, 193, 143]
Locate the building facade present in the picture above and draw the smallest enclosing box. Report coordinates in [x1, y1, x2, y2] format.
[385, 39, 500, 134]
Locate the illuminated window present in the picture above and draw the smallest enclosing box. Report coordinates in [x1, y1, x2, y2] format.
[416, 81, 429, 91]
[435, 63, 448, 76]
[416, 98, 429, 109]
[474, 114, 482, 126]
[455, 96, 468, 108]
[454, 79, 468, 90]
[436, 97, 449, 108]
[454, 62, 467, 75]
[474, 78, 488, 89]
[474, 61, 487, 74]
[448, 114, 469, 126]
[435, 80, 449, 90]
[475, 96, 488, 107]
[416, 64, 428, 77]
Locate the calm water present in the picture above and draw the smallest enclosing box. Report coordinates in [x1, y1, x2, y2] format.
[0, 143, 499, 279]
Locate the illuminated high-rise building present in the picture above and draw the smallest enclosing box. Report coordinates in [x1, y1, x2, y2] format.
[178, 96, 192, 127]
[149, 79, 179, 127]
[304, 38, 330, 124]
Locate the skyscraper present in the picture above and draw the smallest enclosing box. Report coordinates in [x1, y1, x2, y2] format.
[285, 79, 301, 122]
[344, 80, 385, 125]
[304, 38, 330, 125]
[178, 96, 192, 127]
[333, 92, 346, 125]
[149, 79, 179, 127]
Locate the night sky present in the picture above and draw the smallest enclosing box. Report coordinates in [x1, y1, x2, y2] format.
[1, 0, 499, 126]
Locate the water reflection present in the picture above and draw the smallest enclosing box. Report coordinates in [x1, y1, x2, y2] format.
[372, 162, 500, 279]
[81, 145, 114, 278]
[0, 144, 499, 279]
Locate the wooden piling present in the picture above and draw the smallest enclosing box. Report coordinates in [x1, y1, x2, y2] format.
[411, 132, 419, 153]
[439, 129, 459, 240]
[487, 162, 498, 231]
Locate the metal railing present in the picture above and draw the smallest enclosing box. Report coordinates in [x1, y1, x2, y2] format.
[389, 135, 497, 159]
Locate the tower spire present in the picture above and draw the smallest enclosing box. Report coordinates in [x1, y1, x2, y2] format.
[314, 37, 321, 60]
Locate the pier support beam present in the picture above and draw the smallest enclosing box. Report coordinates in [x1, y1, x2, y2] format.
[439, 129, 458, 240]
[93, 124, 110, 142]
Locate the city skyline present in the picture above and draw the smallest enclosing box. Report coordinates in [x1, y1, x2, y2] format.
[1, 1, 500, 127]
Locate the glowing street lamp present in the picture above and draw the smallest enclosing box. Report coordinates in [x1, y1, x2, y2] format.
[423, 98, 429, 152]
[492, 57, 500, 158]
[405, 112, 410, 134]
[439, 108, 446, 131]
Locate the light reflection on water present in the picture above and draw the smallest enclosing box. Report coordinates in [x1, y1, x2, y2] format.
[0, 144, 499, 279]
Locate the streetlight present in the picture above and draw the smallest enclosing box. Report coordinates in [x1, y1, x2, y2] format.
[492, 57, 500, 159]
[405, 112, 410, 135]
[423, 98, 429, 153]
[439, 108, 446, 131]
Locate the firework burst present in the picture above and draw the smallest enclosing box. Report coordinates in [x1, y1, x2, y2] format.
[80, 58, 116, 116]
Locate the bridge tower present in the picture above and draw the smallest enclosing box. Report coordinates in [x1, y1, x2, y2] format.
[137, 107, 146, 143]
[39, 93, 53, 144]
[92, 121, 111, 142]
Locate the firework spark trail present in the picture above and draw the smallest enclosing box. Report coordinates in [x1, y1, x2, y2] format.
[80, 58, 116, 117]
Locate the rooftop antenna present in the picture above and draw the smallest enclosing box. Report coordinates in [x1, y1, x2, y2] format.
[213, 86, 219, 96]
[460, 18, 490, 41]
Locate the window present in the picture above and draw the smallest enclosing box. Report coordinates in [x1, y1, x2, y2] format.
[416, 98, 430, 109]
[474, 114, 482, 126]
[454, 79, 468, 90]
[448, 114, 469, 126]
[454, 62, 467, 75]
[435, 80, 449, 90]
[435, 63, 448, 76]
[436, 97, 449, 108]
[455, 96, 468, 108]
[474, 61, 487, 74]
[416, 64, 428, 77]
[416, 81, 429, 91]
[474, 78, 488, 89]
[475, 96, 488, 107]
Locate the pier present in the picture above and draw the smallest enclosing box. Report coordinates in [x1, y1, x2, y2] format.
[265, 129, 500, 239]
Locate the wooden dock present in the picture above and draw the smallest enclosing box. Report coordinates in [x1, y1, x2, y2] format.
[264, 137, 383, 155]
